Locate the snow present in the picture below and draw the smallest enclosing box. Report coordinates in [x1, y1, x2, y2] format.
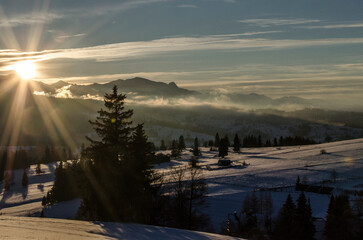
[0, 215, 244, 240]
[0, 138, 363, 238]
[158, 138, 363, 228]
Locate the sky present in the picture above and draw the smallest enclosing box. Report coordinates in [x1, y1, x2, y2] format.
[0, 0, 363, 102]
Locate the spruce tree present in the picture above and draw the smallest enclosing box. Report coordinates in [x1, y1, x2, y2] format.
[273, 194, 296, 240]
[160, 140, 167, 150]
[295, 176, 301, 190]
[44, 146, 51, 163]
[325, 195, 358, 240]
[214, 133, 220, 147]
[0, 151, 6, 182]
[171, 139, 181, 158]
[125, 124, 156, 222]
[81, 85, 134, 221]
[192, 137, 200, 157]
[295, 192, 315, 240]
[86, 85, 133, 163]
[233, 134, 241, 153]
[218, 137, 229, 158]
[178, 135, 186, 150]
[80, 86, 157, 223]
[22, 170, 28, 187]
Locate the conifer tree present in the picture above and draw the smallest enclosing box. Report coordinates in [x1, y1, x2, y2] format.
[192, 137, 200, 157]
[295, 176, 301, 190]
[295, 192, 315, 240]
[233, 134, 241, 153]
[178, 135, 186, 150]
[214, 133, 220, 147]
[0, 151, 6, 182]
[79, 86, 157, 223]
[44, 146, 51, 163]
[218, 137, 229, 157]
[86, 85, 133, 164]
[4, 171, 10, 191]
[42, 196, 46, 206]
[171, 139, 181, 158]
[325, 195, 358, 240]
[273, 194, 297, 240]
[160, 140, 167, 150]
[22, 170, 28, 187]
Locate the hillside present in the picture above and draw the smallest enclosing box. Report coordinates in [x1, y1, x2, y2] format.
[0, 215, 243, 240]
[1, 138, 362, 238]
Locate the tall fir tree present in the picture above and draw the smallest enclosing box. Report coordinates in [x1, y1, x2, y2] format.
[273, 194, 297, 240]
[160, 140, 167, 150]
[218, 137, 229, 157]
[233, 134, 241, 153]
[214, 133, 220, 147]
[79, 85, 156, 223]
[171, 139, 181, 158]
[22, 169, 28, 187]
[178, 135, 186, 150]
[295, 192, 315, 240]
[325, 195, 358, 240]
[193, 137, 200, 157]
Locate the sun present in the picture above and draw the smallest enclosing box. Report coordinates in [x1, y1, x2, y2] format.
[12, 61, 37, 80]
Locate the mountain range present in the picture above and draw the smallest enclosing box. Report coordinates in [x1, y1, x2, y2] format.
[31, 77, 197, 98]
[29, 77, 324, 109]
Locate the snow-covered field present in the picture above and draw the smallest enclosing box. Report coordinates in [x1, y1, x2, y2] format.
[0, 138, 362, 238]
[157, 138, 363, 228]
[0, 215, 243, 240]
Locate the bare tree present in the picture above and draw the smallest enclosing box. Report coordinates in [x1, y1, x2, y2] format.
[169, 167, 208, 230]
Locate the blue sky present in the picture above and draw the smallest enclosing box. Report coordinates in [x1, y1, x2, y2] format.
[0, 0, 363, 102]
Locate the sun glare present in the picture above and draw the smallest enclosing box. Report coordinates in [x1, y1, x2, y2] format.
[12, 61, 37, 80]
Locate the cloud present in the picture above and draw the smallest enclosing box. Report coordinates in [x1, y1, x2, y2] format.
[177, 4, 198, 8]
[208, 31, 282, 37]
[302, 23, 363, 29]
[65, 0, 169, 18]
[0, 0, 168, 27]
[0, 10, 64, 27]
[2, 35, 363, 72]
[238, 18, 320, 27]
[37, 36, 363, 63]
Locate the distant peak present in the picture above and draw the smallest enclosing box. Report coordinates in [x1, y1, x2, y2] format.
[51, 80, 70, 88]
[168, 82, 178, 88]
[129, 77, 149, 81]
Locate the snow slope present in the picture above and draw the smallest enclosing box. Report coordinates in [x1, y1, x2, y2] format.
[0, 138, 362, 237]
[157, 138, 363, 228]
[0, 215, 243, 240]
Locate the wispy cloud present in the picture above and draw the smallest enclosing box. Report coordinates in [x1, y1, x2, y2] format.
[208, 31, 281, 37]
[0, 11, 64, 27]
[0, 0, 168, 27]
[39, 36, 363, 62]
[238, 18, 320, 27]
[177, 4, 198, 8]
[2, 35, 363, 68]
[302, 23, 363, 29]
